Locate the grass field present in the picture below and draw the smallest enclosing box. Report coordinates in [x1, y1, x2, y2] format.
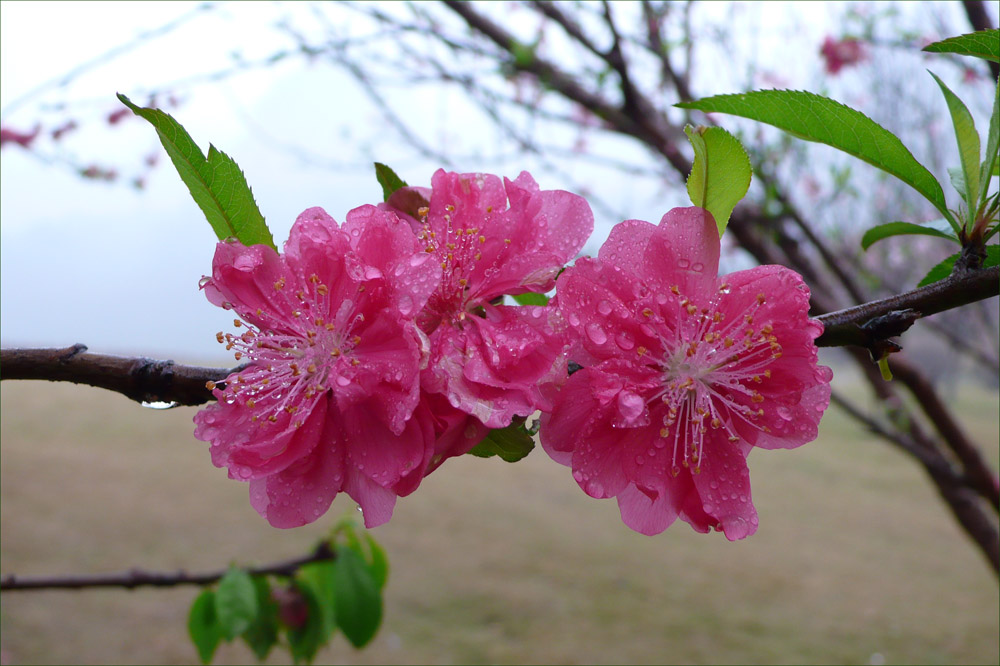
[1, 378, 997, 665]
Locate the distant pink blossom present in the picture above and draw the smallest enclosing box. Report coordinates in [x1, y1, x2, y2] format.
[0, 124, 41, 149]
[50, 120, 78, 141]
[386, 169, 593, 429]
[107, 108, 131, 125]
[194, 205, 441, 529]
[541, 208, 832, 540]
[820, 36, 867, 74]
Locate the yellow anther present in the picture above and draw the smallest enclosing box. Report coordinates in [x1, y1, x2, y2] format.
[330, 348, 341, 357]
[425, 245, 436, 253]
[724, 337, 734, 348]
[686, 304, 697, 315]
[273, 278, 285, 291]
[216, 331, 225, 343]
[711, 418, 721, 428]
[445, 204, 455, 212]
[479, 235, 486, 244]
[762, 324, 773, 334]
[475, 252, 482, 260]
[205, 381, 217, 390]
[233, 352, 243, 360]
[504, 238, 511, 245]
[670, 285, 680, 295]
[325, 323, 335, 331]
[763, 369, 772, 378]
[417, 206, 429, 218]
[486, 206, 493, 213]
[642, 308, 653, 318]
[757, 293, 766, 304]
[636, 346, 648, 356]
[458, 278, 468, 287]
[290, 363, 301, 376]
[351, 358, 360, 366]
[317, 285, 329, 296]
[307, 364, 317, 373]
[352, 335, 361, 344]
[660, 428, 669, 437]
[751, 392, 764, 404]
[267, 415, 278, 423]
[247, 399, 256, 408]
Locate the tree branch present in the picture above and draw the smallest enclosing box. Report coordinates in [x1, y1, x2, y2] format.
[0, 542, 335, 592]
[814, 265, 999, 348]
[0, 345, 231, 406]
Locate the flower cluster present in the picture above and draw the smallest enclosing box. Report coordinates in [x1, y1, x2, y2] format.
[195, 171, 593, 528]
[194, 168, 831, 539]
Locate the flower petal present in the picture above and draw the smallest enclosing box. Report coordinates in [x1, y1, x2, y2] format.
[690, 436, 758, 541]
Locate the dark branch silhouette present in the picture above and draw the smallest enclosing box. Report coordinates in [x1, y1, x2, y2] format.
[0, 542, 335, 592]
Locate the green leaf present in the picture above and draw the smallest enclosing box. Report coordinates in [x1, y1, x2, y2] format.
[242, 577, 279, 661]
[917, 245, 1000, 286]
[930, 72, 980, 217]
[467, 421, 535, 462]
[980, 81, 1000, 209]
[922, 30, 1000, 63]
[362, 534, 390, 591]
[286, 582, 327, 665]
[333, 546, 383, 649]
[296, 561, 338, 641]
[215, 567, 258, 640]
[512, 291, 549, 306]
[374, 162, 408, 202]
[861, 220, 959, 250]
[676, 90, 952, 222]
[683, 125, 752, 235]
[188, 589, 222, 665]
[117, 93, 275, 249]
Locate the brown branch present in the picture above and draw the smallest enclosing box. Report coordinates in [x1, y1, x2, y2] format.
[814, 265, 999, 347]
[0, 345, 231, 407]
[0, 542, 335, 592]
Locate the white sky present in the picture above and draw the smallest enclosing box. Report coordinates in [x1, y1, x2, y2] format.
[0, 1, 991, 361]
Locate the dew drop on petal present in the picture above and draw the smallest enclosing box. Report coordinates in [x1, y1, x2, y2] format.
[678, 258, 691, 269]
[568, 313, 581, 327]
[597, 300, 612, 315]
[635, 455, 645, 466]
[336, 375, 351, 387]
[410, 253, 429, 267]
[585, 322, 608, 345]
[691, 262, 704, 272]
[398, 294, 414, 316]
[615, 331, 634, 350]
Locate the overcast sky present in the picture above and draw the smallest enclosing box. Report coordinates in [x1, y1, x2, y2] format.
[0, 1, 989, 362]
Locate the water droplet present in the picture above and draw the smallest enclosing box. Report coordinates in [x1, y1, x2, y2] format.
[691, 262, 704, 272]
[647, 448, 656, 457]
[655, 293, 668, 305]
[141, 400, 179, 410]
[597, 300, 612, 315]
[351, 228, 360, 237]
[678, 258, 691, 269]
[703, 503, 714, 513]
[198, 276, 211, 288]
[739, 494, 747, 503]
[615, 331, 634, 350]
[777, 406, 792, 420]
[709, 480, 719, 489]
[572, 470, 585, 483]
[336, 376, 351, 387]
[568, 313, 581, 327]
[635, 456, 645, 466]
[585, 322, 608, 344]
[364, 266, 383, 279]
[410, 253, 429, 267]
[398, 294, 414, 316]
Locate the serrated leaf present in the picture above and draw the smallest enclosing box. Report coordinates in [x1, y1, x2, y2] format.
[930, 72, 980, 217]
[861, 220, 959, 250]
[923, 30, 1000, 63]
[512, 291, 549, 305]
[374, 162, 408, 202]
[242, 577, 279, 661]
[468, 422, 535, 462]
[188, 589, 222, 665]
[917, 245, 1000, 286]
[333, 546, 383, 649]
[684, 125, 752, 235]
[677, 90, 952, 222]
[117, 93, 275, 249]
[286, 581, 327, 665]
[215, 567, 258, 640]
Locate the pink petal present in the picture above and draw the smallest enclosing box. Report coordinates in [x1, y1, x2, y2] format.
[343, 465, 398, 528]
[342, 397, 431, 491]
[643, 207, 720, 301]
[690, 435, 758, 541]
[617, 482, 683, 536]
[248, 411, 347, 529]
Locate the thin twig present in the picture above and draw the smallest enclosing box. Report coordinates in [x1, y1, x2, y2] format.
[0, 542, 335, 591]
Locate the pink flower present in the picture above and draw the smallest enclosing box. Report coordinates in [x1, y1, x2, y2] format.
[540, 208, 832, 540]
[194, 204, 441, 529]
[820, 36, 867, 75]
[387, 169, 593, 428]
[0, 124, 41, 149]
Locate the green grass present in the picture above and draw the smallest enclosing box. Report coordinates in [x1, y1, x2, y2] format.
[1, 380, 997, 665]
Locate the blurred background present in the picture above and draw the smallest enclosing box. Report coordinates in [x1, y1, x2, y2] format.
[1, 2, 998, 664]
